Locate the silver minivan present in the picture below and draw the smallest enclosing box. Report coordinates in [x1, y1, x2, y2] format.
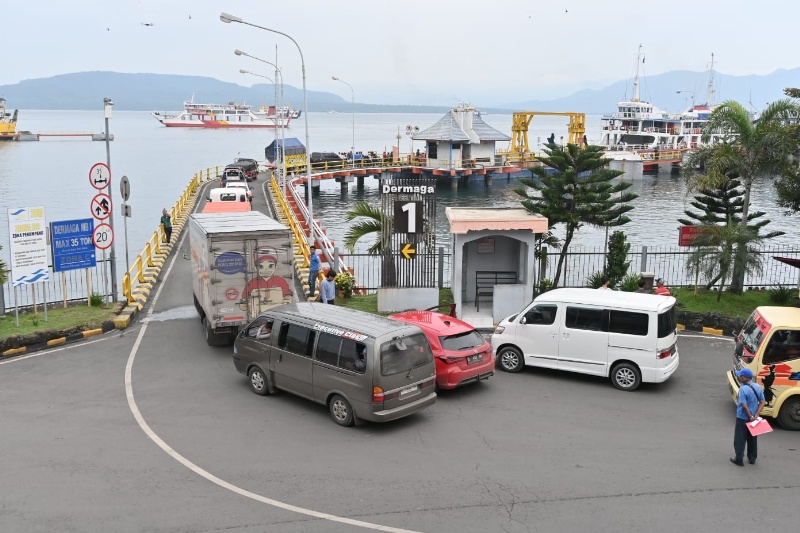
[232, 303, 437, 426]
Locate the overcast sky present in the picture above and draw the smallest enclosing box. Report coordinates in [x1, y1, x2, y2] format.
[3, 0, 798, 106]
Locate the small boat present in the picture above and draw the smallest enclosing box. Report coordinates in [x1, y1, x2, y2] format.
[258, 105, 301, 120]
[152, 98, 291, 129]
[0, 97, 18, 141]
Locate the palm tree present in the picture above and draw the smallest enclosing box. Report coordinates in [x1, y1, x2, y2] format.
[683, 99, 800, 292]
[686, 222, 763, 302]
[343, 202, 397, 286]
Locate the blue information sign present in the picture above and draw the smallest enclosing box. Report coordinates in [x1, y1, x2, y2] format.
[51, 218, 97, 272]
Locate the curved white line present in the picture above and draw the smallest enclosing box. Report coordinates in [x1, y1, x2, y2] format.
[124, 223, 421, 533]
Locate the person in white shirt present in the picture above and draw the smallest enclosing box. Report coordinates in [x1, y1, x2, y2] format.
[320, 270, 337, 305]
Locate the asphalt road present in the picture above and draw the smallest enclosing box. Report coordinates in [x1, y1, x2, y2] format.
[2, 180, 798, 532]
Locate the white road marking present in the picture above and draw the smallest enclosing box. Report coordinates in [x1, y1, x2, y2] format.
[124, 227, 422, 533]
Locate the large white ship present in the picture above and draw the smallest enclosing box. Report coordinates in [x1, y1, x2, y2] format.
[152, 99, 292, 128]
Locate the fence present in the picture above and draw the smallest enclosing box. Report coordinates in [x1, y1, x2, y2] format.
[337, 244, 800, 295]
[342, 248, 452, 294]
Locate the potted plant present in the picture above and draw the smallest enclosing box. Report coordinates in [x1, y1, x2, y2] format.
[334, 271, 355, 298]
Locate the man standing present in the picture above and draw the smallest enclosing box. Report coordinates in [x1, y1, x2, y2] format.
[731, 368, 766, 466]
[635, 278, 648, 293]
[320, 270, 336, 305]
[308, 245, 320, 298]
[160, 208, 172, 244]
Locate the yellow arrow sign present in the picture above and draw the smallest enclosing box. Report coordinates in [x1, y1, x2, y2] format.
[401, 243, 416, 260]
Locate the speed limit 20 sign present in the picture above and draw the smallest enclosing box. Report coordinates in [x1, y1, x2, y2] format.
[92, 223, 114, 250]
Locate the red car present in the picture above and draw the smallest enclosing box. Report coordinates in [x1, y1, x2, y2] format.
[389, 309, 495, 390]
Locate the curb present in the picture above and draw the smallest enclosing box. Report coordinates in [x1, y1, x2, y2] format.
[1, 322, 116, 359]
[677, 323, 726, 336]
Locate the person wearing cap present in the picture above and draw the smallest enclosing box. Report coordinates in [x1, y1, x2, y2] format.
[653, 278, 671, 296]
[731, 368, 766, 466]
[308, 245, 321, 298]
[320, 269, 336, 305]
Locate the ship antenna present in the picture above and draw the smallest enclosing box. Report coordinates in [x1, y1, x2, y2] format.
[705, 53, 716, 106]
[633, 44, 643, 103]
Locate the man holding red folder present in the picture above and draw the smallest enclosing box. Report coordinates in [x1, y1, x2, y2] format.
[731, 368, 766, 466]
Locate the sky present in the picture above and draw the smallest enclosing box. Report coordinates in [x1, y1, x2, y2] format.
[2, 0, 799, 107]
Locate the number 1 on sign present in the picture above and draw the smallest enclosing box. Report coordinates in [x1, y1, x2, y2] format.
[401, 202, 416, 233]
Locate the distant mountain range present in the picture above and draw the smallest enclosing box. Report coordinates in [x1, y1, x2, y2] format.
[1, 69, 797, 114]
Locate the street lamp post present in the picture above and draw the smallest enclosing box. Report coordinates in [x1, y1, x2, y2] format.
[677, 90, 695, 110]
[331, 76, 355, 167]
[235, 49, 287, 195]
[221, 12, 314, 247]
[239, 67, 284, 193]
[103, 97, 118, 302]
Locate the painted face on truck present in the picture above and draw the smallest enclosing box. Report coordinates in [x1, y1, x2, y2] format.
[257, 255, 277, 278]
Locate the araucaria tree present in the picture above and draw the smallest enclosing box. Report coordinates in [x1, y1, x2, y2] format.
[683, 99, 800, 292]
[515, 144, 637, 288]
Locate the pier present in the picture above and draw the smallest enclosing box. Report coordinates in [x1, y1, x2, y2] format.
[15, 132, 114, 141]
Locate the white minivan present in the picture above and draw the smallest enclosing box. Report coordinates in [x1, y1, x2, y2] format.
[491, 288, 679, 391]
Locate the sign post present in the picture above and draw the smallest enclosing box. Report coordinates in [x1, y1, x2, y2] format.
[120, 175, 131, 279]
[89, 161, 115, 302]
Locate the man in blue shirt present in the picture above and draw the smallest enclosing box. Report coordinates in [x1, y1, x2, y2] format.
[731, 368, 766, 466]
[308, 245, 320, 298]
[320, 270, 336, 305]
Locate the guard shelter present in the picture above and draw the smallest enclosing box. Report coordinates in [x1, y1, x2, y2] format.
[446, 207, 548, 328]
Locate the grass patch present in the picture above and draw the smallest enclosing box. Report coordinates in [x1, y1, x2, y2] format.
[671, 287, 774, 320]
[338, 289, 454, 315]
[0, 305, 115, 339]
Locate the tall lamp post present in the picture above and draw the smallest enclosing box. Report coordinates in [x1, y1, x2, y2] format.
[220, 12, 314, 246]
[103, 97, 118, 302]
[235, 49, 287, 196]
[331, 76, 355, 167]
[677, 90, 695, 110]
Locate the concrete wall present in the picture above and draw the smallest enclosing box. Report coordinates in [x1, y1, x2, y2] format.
[377, 287, 439, 313]
[493, 284, 529, 323]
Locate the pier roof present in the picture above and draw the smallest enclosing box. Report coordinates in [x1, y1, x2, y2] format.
[413, 109, 510, 143]
[446, 207, 548, 234]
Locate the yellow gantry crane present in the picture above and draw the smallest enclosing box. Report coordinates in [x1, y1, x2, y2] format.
[507, 111, 587, 159]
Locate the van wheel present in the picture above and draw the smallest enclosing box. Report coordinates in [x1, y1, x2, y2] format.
[329, 394, 354, 427]
[248, 367, 270, 396]
[611, 363, 641, 391]
[497, 347, 524, 373]
[778, 397, 800, 430]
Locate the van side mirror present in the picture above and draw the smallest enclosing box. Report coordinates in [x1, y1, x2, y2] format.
[519, 316, 527, 324]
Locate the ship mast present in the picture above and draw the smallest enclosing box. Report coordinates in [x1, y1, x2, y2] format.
[633, 44, 643, 102]
[705, 53, 716, 106]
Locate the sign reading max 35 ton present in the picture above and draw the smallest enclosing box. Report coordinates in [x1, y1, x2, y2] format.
[51, 218, 97, 272]
[7, 206, 50, 286]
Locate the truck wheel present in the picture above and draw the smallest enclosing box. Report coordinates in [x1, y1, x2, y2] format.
[248, 367, 270, 396]
[329, 394, 354, 427]
[611, 362, 641, 391]
[497, 346, 524, 373]
[203, 318, 219, 346]
[778, 397, 800, 430]
[193, 295, 204, 321]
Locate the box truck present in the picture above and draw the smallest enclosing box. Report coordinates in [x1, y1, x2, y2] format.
[189, 211, 294, 345]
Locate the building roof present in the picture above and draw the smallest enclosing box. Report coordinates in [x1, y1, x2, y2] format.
[413, 109, 510, 143]
[445, 207, 548, 234]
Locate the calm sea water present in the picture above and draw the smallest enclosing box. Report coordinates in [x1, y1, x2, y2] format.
[0, 110, 796, 281]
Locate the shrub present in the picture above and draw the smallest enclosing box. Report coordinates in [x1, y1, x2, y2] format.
[606, 230, 631, 286]
[90, 292, 104, 307]
[620, 273, 641, 292]
[585, 271, 606, 289]
[768, 285, 795, 305]
[538, 278, 553, 294]
[334, 272, 355, 298]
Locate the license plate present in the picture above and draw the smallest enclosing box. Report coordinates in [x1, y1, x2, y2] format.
[400, 385, 419, 396]
[467, 353, 483, 365]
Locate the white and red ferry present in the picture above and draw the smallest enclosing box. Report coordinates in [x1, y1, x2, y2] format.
[152, 99, 292, 128]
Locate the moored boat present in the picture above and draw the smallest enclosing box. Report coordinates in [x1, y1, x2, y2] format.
[0, 97, 18, 140]
[152, 98, 290, 128]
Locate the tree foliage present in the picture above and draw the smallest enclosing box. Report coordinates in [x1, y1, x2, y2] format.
[515, 144, 637, 288]
[343, 201, 397, 286]
[0, 244, 7, 286]
[605, 230, 631, 287]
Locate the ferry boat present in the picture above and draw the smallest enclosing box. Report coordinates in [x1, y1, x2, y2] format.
[258, 105, 301, 120]
[152, 99, 291, 128]
[0, 98, 18, 140]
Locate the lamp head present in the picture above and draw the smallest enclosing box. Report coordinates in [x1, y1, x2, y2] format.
[104, 98, 114, 106]
[332, 76, 339, 81]
[234, 49, 245, 56]
[219, 12, 242, 24]
[239, 69, 249, 74]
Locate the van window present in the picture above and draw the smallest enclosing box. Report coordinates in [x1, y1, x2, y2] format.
[657, 307, 676, 338]
[609, 310, 649, 336]
[279, 323, 315, 357]
[315, 333, 341, 366]
[339, 339, 367, 374]
[763, 330, 800, 365]
[739, 314, 766, 354]
[565, 307, 605, 331]
[523, 304, 557, 325]
[380, 334, 432, 376]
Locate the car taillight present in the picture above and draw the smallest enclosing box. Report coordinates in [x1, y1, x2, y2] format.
[657, 346, 673, 359]
[372, 386, 384, 403]
[438, 356, 464, 364]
